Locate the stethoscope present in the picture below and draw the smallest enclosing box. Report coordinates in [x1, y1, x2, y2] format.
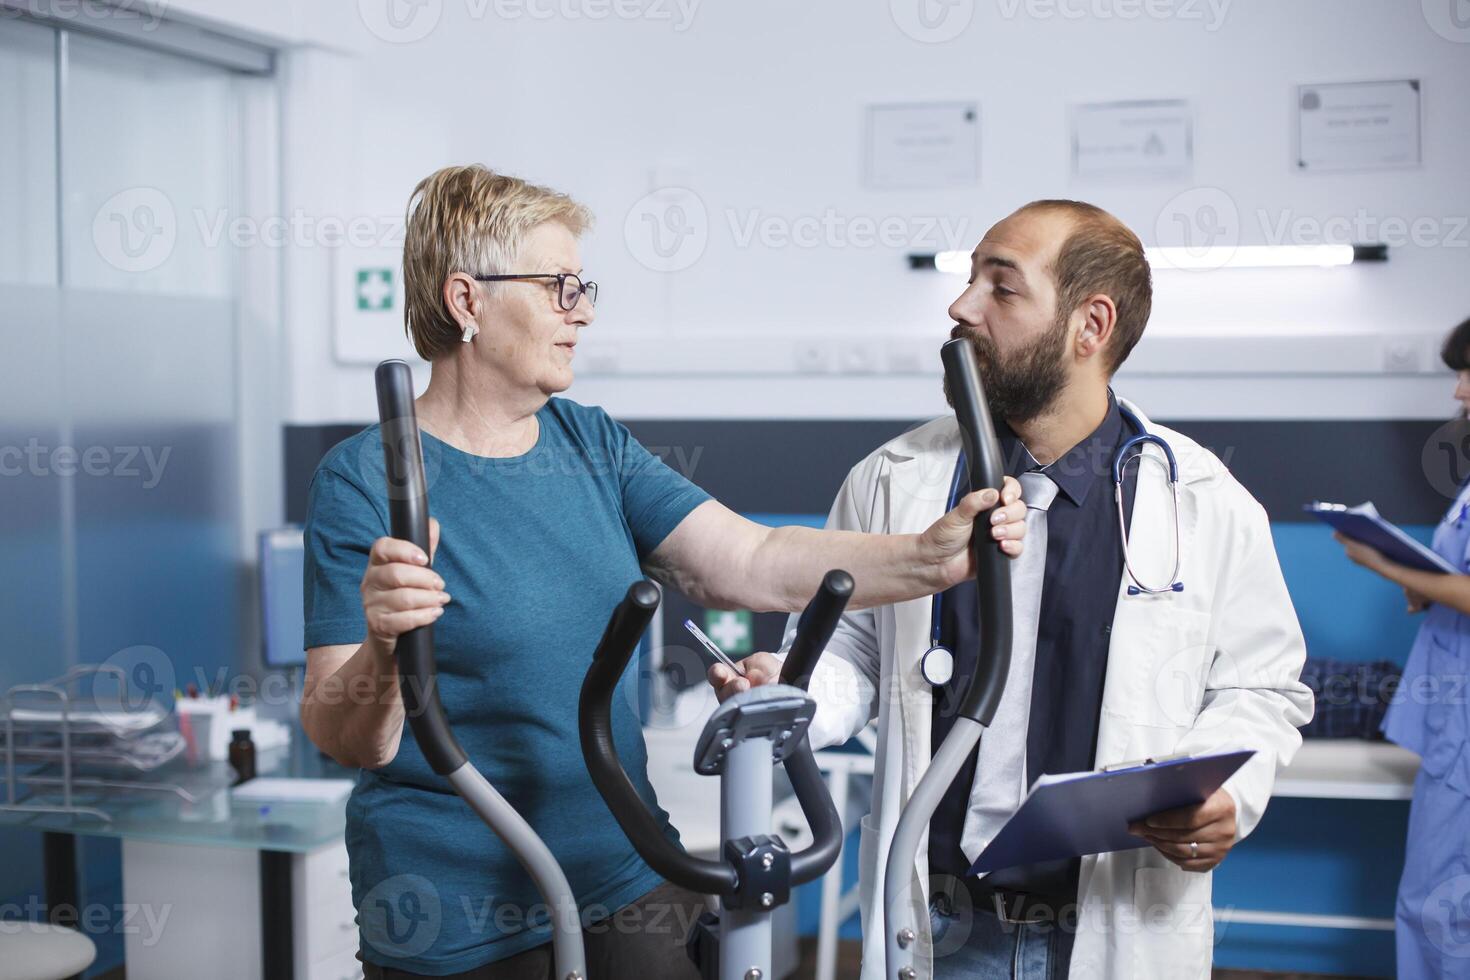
[920, 404, 1186, 688]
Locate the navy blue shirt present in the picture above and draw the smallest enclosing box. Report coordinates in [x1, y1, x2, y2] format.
[930, 390, 1138, 903]
[303, 398, 711, 974]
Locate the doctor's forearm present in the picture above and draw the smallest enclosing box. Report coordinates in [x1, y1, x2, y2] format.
[749, 525, 942, 612]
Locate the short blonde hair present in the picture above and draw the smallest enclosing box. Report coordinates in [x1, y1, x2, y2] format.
[402, 165, 593, 360]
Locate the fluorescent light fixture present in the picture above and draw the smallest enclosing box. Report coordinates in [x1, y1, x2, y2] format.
[1146, 244, 1355, 270]
[934, 250, 973, 276]
[915, 243, 1386, 275]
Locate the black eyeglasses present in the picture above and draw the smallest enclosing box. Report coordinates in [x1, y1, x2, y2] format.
[471, 272, 598, 311]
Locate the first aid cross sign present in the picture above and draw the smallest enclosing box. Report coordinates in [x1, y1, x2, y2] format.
[703, 609, 753, 656]
[357, 268, 394, 311]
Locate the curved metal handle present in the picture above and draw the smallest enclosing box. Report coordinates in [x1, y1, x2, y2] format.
[578, 581, 740, 895]
[940, 337, 1014, 727]
[785, 741, 842, 887]
[885, 340, 1015, 978]
[374, 359, 586, 978]
[374, 359, 467, 776]
[780, 571, 853, 886]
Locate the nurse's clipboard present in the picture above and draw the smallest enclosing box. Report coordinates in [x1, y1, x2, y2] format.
[967, 749, 1254, 875]
[1304, 500, 1456, 574]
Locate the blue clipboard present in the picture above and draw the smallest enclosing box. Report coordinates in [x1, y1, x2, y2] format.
[1305, 500, 1455, 574]
[968, 749, 1255, 875]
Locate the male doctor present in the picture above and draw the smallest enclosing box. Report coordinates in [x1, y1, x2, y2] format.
[711, 200, 1314, 978]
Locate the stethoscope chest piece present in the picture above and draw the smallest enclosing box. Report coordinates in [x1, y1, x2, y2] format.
[921, 645, 955, 687]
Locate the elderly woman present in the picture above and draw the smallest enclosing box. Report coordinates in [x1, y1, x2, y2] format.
[299, 164, 1027, 979]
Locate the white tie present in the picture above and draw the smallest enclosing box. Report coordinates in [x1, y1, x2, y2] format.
[959, 469, 1059, 865]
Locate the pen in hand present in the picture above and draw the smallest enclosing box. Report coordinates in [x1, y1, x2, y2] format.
[683, 618, 748, 678]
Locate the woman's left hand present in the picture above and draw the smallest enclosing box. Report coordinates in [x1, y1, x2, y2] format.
[923, 475, 1027, 587]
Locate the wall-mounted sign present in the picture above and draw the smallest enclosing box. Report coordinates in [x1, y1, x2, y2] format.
[865, 102, 981, 190]
[1296, 79, 1421, 173]
[1071, 100, 1193, 179]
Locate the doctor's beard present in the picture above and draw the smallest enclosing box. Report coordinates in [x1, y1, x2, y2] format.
[945, 315, 1071, 426]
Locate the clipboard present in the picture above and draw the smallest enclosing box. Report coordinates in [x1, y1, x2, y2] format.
[1305, 500, 1455, 574]
[968, 749, 1254, 875]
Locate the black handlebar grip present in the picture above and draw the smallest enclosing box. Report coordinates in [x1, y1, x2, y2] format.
[374, 359, 468, 776]
[786, 740, 843, 886]
[940, 338, 1015, 727]
[779, 570, 855, 691]
[579, 582, 739, 895]
[774, 570, 853, 885]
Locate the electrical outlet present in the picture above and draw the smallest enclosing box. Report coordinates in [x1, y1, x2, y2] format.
[840, 343, 878, 374]
[1383, 342, 1420, 373]
[794, 342, 833, 373]
[885, 343, 924, 374]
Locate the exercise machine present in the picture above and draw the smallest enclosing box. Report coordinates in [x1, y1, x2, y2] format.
[580, 572, 851, 980]
[374, 358, 847, 980]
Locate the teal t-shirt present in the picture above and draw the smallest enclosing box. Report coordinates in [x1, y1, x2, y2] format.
[302, 397, 711, 974]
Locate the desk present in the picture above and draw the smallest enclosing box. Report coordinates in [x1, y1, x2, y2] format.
[1217, 737, 1419, 935]
[1272, 736, 1420, 801]
[0, 730, 355, 980]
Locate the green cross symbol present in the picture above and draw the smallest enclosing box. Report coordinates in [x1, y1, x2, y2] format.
[357, 268, 394, 311]
[703, 609, 754, 656]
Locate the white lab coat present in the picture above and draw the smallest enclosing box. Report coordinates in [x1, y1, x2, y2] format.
[791, 398, 1314, 980]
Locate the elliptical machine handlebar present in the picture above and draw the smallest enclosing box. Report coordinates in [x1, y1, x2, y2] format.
[373, 359, 586, 980]
[779, 569, 854, 691]
[883, 339, 1014, 978]
[778, 569, 853, 886]
[374, 359, 467, 775]
[579, 571, 853, 897]
[940, 337, 1014, 727]
[579, 580, 739, 895]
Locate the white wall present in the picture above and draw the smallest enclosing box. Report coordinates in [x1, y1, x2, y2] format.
[172, 0, 1470, 422]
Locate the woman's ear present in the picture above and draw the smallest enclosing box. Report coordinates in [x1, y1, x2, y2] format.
[442, 273, 480, 342]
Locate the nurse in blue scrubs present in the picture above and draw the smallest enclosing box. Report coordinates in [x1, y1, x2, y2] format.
[1335, 316, 1470, 978]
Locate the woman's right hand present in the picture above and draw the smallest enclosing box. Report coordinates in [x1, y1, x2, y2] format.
[361, 516, 450, 648]
[1405, 586, 1430, 613]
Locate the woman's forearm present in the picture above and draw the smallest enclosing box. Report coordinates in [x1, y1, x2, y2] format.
[1379, 562, 1470, 617]
[750, 524, 942, 612]
[301, 638, 406, 769]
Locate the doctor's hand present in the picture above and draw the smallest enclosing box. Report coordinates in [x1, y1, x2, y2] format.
[923, 475, 1027, 588]
[707, 652, 781, 703]
[1128, 786, 1237, 873]
[1405, 587, 1431, 613]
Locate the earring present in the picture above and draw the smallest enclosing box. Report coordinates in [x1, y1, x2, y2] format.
[461, 322, 478, 343]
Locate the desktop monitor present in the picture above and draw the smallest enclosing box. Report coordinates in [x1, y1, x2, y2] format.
[260, 527, 307, 668]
